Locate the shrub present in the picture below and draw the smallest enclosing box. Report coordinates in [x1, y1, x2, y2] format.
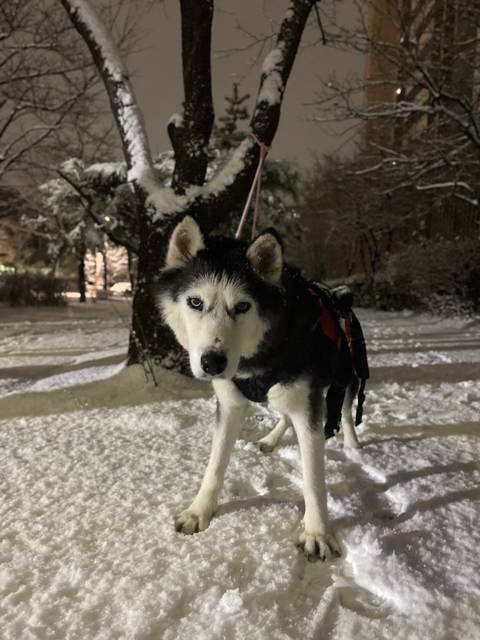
[0, 273, 67, 306]
[349, 280, 415, 311]
[350, 238, 480, 314]
[387, 238, 480, 314]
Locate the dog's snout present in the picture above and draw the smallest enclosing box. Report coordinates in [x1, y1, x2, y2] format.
[201, 351, 227, 376]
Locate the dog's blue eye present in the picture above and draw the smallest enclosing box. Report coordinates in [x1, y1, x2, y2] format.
[187, 297, 203, 311]
[234, 301, 251, 314]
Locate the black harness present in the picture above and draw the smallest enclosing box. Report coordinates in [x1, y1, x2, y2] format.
[233, 282, 369, 440]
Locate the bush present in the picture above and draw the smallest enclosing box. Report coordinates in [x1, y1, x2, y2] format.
[0, 273, 67, 306]
[350, 280, 419, 311]
[387, 238, 480, 314]
[351, 238, 480, 315]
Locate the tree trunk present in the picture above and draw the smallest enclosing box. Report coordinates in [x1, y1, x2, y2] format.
[78, 241, 87, 303]
[127, 215, 185, 370]
[49, 253, 60, 277]
[127, 248, 136, 291]
[101, 245, 108, 291]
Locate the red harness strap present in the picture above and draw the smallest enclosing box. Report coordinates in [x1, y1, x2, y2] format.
[308, 284, 342, 349]
[319, 302, 342, 349]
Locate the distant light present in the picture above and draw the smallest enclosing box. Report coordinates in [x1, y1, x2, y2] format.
[104, 216, 111, 222]
[396, 88, 402, 95]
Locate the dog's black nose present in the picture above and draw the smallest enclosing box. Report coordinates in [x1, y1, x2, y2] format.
[201, 351, 227, 376]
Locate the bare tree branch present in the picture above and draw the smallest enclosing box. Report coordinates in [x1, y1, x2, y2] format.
[311, 0, 480, 208]
[0, 1, 113, 181]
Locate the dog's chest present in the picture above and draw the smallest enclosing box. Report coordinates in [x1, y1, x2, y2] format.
[233, 375, 274, 403]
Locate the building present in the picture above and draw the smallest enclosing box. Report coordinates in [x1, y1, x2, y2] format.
[363, 0, 480, 240]
[364, 0, 478, 146]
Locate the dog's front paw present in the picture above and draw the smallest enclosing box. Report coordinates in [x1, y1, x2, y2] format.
[296, 529, 341, 562]
[343, 434, 361, 449]
[174, 506, 213, 535]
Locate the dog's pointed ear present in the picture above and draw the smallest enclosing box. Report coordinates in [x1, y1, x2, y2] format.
[165, 216, 205, 268]
[246, 230, 283, 286]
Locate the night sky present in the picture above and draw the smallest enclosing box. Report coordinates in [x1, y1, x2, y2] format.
[128, 0, 362, 167]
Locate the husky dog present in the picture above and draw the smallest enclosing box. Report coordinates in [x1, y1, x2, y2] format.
[156, 216, 361, 561]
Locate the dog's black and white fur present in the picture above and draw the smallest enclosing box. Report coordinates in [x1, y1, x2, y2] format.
[156, 216, 360, 561]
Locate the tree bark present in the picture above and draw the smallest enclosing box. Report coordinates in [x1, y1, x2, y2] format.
[127, 248, 136, 291]
[49, 247, 62, 277]
[169, 0, 214, 192]
[77, 241, 87, 303]
[101, 244, 108, 291]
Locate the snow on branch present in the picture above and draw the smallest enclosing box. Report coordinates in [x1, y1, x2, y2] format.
[251, 0, 316, 141]
[60, 0, 155, 190]
[257, 47, 285, 106]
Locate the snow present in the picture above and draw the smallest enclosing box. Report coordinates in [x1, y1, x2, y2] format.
[1, 308, 480, 639]
[147, 185, 191, 222]
[86, 162, 127, 180]
[149, 140, 252, 221]
[0, 362, 125, 397]
[203, 138, 251, 199]
[257, 47, 285, 106]
[167, 112, 184, 128]
[65, 1, 159, 207]
[67, 1, 126, 82]
[257, 72, 284, 106]
[0, 319, 128, 372]
[116, 85, 155, 187]
[262, 47, 284, 75]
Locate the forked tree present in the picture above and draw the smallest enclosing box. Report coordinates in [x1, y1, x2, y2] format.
[60, 0, 319, 371]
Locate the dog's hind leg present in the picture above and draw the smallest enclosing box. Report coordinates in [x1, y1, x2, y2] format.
[175, 379, 247, 535]
[256, 414, 290, 453]
[268, 380, 341, 561]
[342, 377, 360, 449]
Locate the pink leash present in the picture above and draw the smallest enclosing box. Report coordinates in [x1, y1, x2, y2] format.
[235, 132, 269, 240]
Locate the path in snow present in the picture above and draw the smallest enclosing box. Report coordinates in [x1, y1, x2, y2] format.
[0, 306, 479, 639]
[0, 301, 130, 397]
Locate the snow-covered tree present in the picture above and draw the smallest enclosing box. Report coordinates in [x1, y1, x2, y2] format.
[59, 0, 320, 369]
[31, 159, 105, 300]
[52, 150, 302, 279]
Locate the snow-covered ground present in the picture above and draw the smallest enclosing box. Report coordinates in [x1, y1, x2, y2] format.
[1, 305, 479, 639]
[0, 302, 130, 396]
